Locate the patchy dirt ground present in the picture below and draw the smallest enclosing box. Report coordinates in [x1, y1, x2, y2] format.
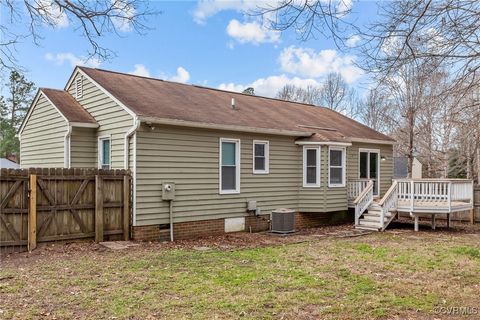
[1, 221, 480, 319]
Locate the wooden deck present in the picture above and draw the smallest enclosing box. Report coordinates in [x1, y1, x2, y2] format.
[396, 200, 472, 213]
[348, 178, 475, 231]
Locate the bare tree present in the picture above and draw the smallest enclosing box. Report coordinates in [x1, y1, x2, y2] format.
[319, 72, 357, 116]
[0, 0, 157, 70]
[276, 84, 321, 105]
[257, 0, 353, 45]
[358, 87, 392, 133]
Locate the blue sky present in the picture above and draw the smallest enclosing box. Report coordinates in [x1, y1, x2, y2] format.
[4, 0, 379, 98]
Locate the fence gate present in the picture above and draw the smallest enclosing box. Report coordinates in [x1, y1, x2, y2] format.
[0, 172, 29, 252]
[1, 168, 131, 254]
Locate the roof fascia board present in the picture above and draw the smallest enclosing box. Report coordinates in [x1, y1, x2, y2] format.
[139, 116, 312, 137]
[295, 141, 352, 146]
[350, 138, 396, 145]
[70, 122, 99, 128]
[65, 67, 137, 119]
[18, 90, 70, 135]
[18, 89, 42, 135]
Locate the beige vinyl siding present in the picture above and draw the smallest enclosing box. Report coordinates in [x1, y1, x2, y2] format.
[134, 124, 300, 226]
[299, 147, 348, 212]
[67, 72, 134, 169]
[20, 94, 68, 168]
[347, 142, 394, 197]
[70, 127, 96, 168]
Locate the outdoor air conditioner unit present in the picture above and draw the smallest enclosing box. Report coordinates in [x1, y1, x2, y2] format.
[271, 208, 296, 234]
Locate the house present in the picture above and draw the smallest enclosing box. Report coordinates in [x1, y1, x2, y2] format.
[21, 66, 468, 240]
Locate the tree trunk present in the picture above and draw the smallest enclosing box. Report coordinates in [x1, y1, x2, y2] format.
[407, 107, 415, 177]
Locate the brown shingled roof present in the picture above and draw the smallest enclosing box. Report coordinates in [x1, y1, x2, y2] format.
[79, 67, 394, 142]
[41, 88, 97, 124]
[295, 130, 351, 143]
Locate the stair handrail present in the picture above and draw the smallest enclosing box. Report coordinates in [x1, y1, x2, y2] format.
[377, 180, 398, 230]
[353, 180, 374, 226]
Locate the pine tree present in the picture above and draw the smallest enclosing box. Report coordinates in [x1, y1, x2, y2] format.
[0, 70, 35, 158]
[6, 70, 35, 129]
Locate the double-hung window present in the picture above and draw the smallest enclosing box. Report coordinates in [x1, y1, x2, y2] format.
[220, 138, 240, 194]
[253, 140, 269, 174]
[99, 136, 111, 169]
[303, 146, 320, 187]
[329, 147, 346, 187]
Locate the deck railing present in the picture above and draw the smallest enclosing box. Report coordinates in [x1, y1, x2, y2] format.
[353, 180, 374, 225]
[348, 178, 370, 201]
[377, 180, 398, 230]
[395, 179, 474, 212]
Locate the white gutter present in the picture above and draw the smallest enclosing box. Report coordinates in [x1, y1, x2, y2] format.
[138, 116, 311, 137]
[70, 122, 99, 128]
[64, 125, 72, 168]
[350, 138, 396, 145]
[295, 141, 352, 146]
[124, 117, 141, 169]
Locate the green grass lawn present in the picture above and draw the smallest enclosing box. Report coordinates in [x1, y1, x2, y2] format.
[1, 229, 480, 319]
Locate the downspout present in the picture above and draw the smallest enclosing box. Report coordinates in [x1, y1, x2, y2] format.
[124, 117, 141, 229]
[124, 117, 141, 169]
[64, 125, 72, 168]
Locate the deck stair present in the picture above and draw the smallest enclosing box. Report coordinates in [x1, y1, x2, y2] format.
[355, 202, 397, 231]
[353, 180, 399, 232]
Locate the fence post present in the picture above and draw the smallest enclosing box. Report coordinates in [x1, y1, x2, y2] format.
[123, 175, 130, 241]
[95, 175, 104, 243]
[28, 174, 37, 252]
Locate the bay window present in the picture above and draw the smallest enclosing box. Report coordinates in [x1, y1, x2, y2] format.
[329, 147, 346, 187]
[303, 146, 320, 187]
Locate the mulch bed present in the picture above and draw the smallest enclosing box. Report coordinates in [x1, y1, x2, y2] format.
[2, 220, 479, 266]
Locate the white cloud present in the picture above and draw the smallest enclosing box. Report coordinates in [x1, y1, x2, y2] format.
[336, 0, 353, 16]
[129, 64, 151, 77]
[346, 35, 360, 47]
[169, 67, 190, 83]
[193, 0, 262, 24]
[219, 74, 320, 98]
[36, 0, 69, 28]
[226, 19, 280, 45]
[45, 52, 101, 68]
[278, 46, 363, 83]
[111, 0, 136, 32]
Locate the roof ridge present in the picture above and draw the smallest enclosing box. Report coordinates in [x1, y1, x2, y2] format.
[79, 66, 320, 109]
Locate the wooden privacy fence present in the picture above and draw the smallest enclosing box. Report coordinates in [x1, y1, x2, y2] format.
[0, 168, 130, 253]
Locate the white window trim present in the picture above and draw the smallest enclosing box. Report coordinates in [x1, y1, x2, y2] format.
[328, 146, 346, 188]
[252, 140, 269, 174]
[358, 148, 381, 196]
[219, 138, 241, 194]
[75, 76, 83, 99]
[98, 135, 112, 169]
[303, 146, 321, 187]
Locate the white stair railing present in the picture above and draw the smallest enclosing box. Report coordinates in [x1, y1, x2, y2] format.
[377, 181, 398, 230]
[353, 180, 374, 225]
[348, 179, 370, 201]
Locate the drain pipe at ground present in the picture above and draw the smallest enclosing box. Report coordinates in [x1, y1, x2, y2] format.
[169, 200, 174, 241]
